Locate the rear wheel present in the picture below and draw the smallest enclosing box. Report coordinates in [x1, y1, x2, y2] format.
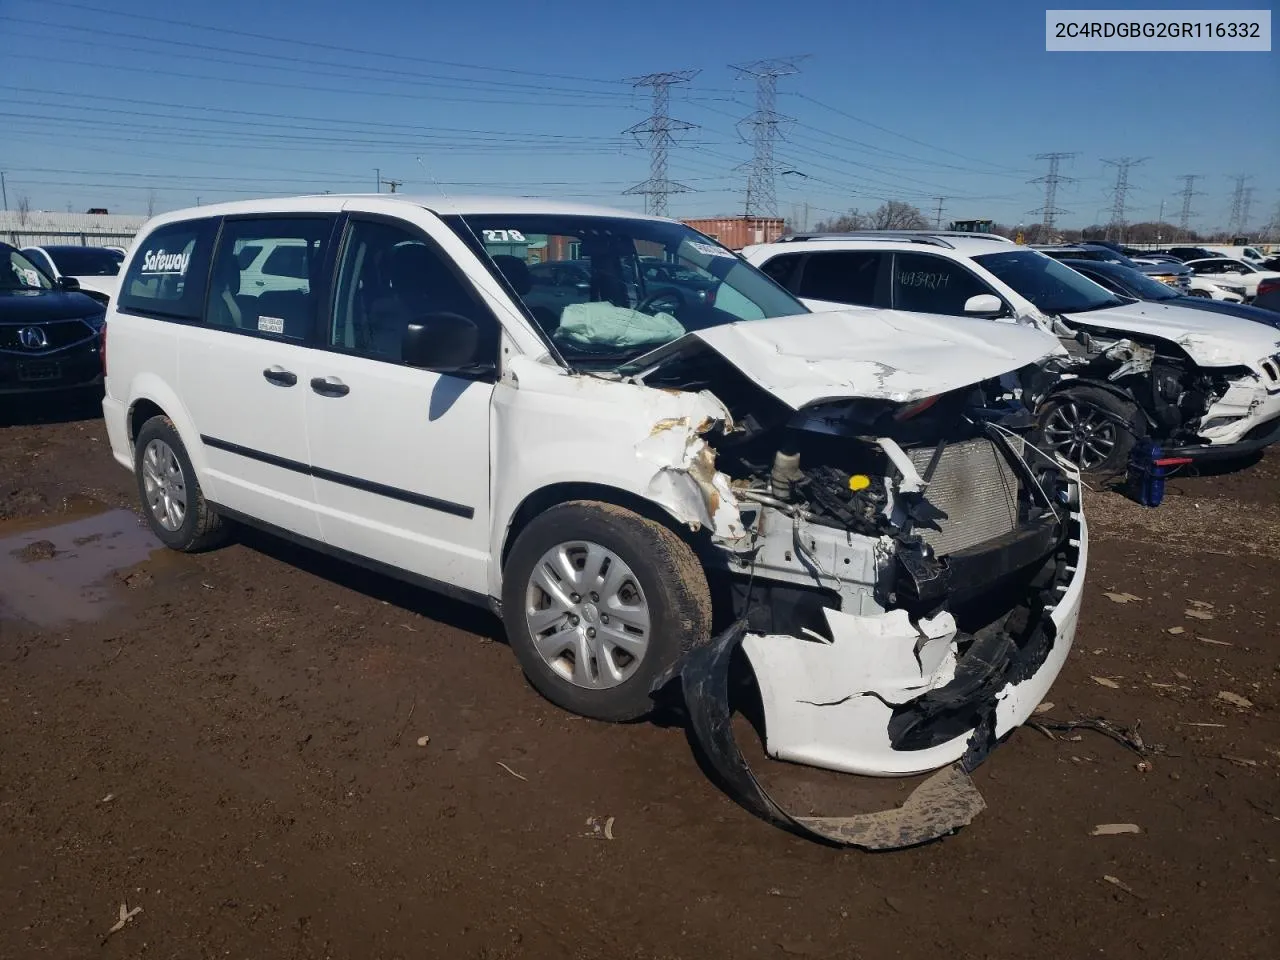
[501, 501, 711, 721]
[134, 416, 226, 552]
[1036, 386, 1142, 476]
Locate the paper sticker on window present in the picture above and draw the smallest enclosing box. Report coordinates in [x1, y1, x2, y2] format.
[139, 248, 192, 276]
[482, 229, 526, 243]
[689, 241, 735, 259]
[18, 268, 43, 287]
[257, 315, 285, 335]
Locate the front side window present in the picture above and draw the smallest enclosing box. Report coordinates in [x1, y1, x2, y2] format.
[452, 214, 807, 369]
[892, 252, 993, 315]
[329, 219, 494, 363]
[2, 248, 54, 291]
[757, 253, 802, 289]
[975, 250, 1127, 315]
[799, 251, 884, 305]
[117, 218, 220, 319]
[206, 218, 333, 339]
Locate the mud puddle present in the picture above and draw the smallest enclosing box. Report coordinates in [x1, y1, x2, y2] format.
[0, 506, 163, 627]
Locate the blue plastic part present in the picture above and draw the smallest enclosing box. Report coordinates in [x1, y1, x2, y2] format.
[1126, 439, 1167, 508]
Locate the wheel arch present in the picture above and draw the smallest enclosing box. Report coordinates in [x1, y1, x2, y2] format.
[122, 375, 210, 475]
[498, 481, 720, 580]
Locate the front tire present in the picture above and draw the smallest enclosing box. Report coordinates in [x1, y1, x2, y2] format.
[1036, 386, 1142, 476]
[134, 416, 226, 552]
[501, 501, 711, 721]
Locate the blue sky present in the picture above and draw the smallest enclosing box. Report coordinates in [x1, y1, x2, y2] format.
[0, 0, 1275, 231]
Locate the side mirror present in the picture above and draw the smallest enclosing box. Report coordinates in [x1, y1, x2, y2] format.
[58, 276, 81, 291]
[402, 312, 489, 374]
[963, 293, 1004, 316]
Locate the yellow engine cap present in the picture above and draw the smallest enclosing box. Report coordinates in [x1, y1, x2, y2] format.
[848, 474, 871, 491]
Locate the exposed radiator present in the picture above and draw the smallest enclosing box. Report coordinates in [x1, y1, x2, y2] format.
[907, 439, 1020, 556]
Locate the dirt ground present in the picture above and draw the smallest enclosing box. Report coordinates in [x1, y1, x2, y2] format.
[2, 394, 1277, 960]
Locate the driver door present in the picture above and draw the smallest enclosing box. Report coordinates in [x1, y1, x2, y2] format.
[302, 215, 497, 595]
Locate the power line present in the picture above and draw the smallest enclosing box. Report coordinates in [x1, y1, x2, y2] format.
[731, 57, 807, 218]
[933, 196, 947, 229]
[7, 0, 632, 88]
[1029, 152, 1078, 232]
[622, 70, 699, 218]
[1101, 156, 1147, 240]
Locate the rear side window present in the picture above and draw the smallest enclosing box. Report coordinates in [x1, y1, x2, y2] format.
[757, 253, 802, 289]
[798, 251, 884, 305]
[117, 218, 220, 320]
[206, 218, 335, 341]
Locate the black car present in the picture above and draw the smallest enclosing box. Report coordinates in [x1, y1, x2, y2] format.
[1036, 243, 1191, 291]
[1060, 258, 1280, 329]
[1160, 246, 1219, 262]
[1, 242, 106, 395]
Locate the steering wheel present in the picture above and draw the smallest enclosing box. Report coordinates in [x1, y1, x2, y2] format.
[637, 289, 685, 315]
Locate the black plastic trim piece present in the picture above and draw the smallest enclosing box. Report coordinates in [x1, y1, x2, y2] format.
[199, 434, 474, 519]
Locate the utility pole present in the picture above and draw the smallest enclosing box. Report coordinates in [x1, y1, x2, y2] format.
[1239, 186, 1254, 236]
[1, 171, 7, 211]
[1028, 152, 1077, 235]
[1227, 174, 1251, 235]
[1101, 156, 1147, 241]
[622, 70, 699, 218]
[381, 177, 403, 193]
[933, 196, 947, 230]
[731, 56, 807, 218]
[375, 168, 380, 194]
[1175, 174, 1201, 237]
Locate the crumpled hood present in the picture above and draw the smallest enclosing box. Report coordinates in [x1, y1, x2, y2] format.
[682, 308, 1064, 410]
[1065, 301, 1280, 368]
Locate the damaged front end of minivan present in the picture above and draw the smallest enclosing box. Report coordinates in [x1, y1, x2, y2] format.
[624, 336, 1088, 849]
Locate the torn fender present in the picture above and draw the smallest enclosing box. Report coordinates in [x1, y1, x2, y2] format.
[679, 622, 986, 850]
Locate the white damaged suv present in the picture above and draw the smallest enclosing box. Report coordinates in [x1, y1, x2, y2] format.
[102, 197, 1087, 846]
[745, 232, 1280, 473]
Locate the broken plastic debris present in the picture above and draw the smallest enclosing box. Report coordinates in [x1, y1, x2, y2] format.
[1184, 608, 1215, 621]
[496, 761, 528, 781]
[1165, 626, 1186, 635]
[415, 735, 431, 747]
[1034, 701, 1055, 715]
[1216, 691, 1254, 709]
[585, 816, 616, 840]
[1103, 592, 1142, 604]
[678, 622, 987, 849]
[1091, 676, 1121, 689]
[1220, 755, 1258, 768]
[1091, 823, 1141, 836]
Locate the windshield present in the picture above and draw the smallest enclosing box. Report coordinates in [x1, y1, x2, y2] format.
[2, 248, 55, 291]
[975, 250, 1128, 314]
[46, 246, 124, 276]
[1107, 265, 1180, 300]
[453, 214, 807, 367]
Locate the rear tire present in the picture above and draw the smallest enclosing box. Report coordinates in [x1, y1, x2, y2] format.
[134, 416, 226, 552]
[1035, 385, 1142, 477]
[501, 500, 711, 722]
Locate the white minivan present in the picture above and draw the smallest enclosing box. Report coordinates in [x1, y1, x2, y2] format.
[102, 196, 1088, 845]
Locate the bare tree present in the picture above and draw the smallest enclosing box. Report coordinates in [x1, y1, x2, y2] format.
[813, 208, 865, 233]
[867, 200, 928, 230]
[16, 195, 30, 227]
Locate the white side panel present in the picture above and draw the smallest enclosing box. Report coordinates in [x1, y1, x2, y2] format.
[177, 325, 321, 540]
[304, 351, 494, 594]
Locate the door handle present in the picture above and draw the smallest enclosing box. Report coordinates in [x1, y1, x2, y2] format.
[262, 366, 297, 387]
[310, 376, 350, 397]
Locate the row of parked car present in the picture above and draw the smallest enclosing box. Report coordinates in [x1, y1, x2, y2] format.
[3, 196, 1279, 844]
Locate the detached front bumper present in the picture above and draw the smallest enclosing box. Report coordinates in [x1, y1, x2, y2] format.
[677, 490, 1088, 848]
